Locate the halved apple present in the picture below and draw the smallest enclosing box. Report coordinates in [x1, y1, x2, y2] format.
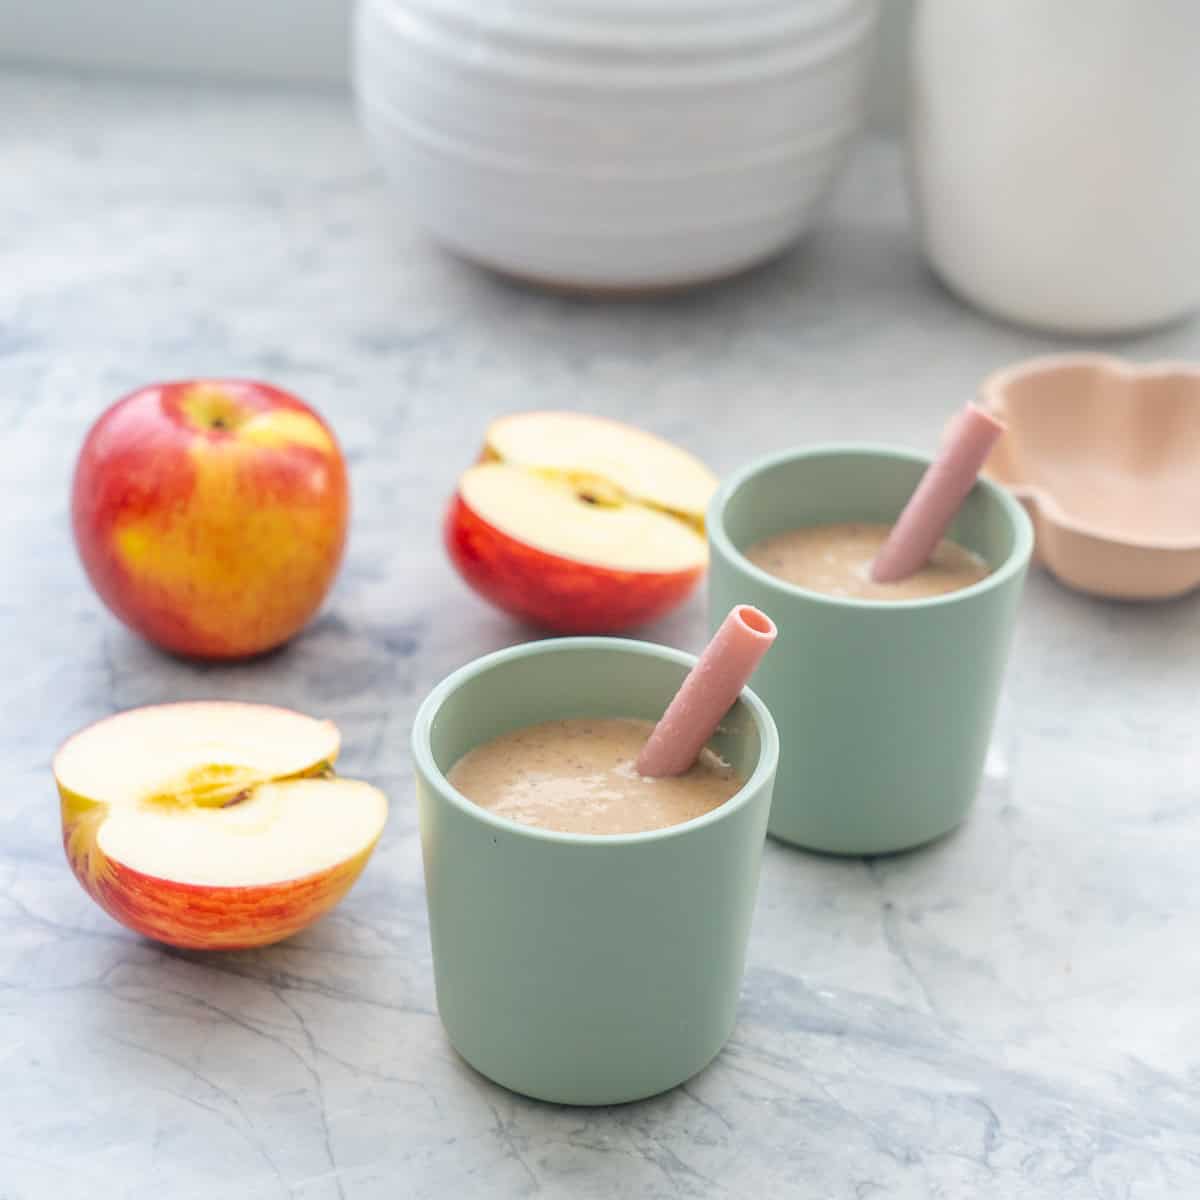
[54, 702, 387, 950]
[445, 412, 717, 633]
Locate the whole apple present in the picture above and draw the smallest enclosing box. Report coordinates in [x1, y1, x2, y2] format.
[72, 379, 349, 659]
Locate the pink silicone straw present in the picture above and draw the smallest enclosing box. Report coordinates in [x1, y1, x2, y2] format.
[637, 605, 777, 778]
[870, 404, 1006, 584]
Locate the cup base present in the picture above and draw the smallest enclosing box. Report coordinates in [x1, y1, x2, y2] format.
[446, 1028, 728, 1108]
[766, 813, 966, 858]
[924, 250, 1199, 338]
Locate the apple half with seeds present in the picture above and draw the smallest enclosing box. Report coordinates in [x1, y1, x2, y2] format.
[54, 702, 387, 950]
[445, 412, 717, 633]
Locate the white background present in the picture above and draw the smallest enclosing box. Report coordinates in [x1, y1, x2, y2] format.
[0, 0, 912, 132]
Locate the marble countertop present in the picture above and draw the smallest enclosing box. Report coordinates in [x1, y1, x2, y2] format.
[3, 72, 1199, 1200]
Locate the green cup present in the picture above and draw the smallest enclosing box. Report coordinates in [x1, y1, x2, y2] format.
[411, 637, 779, 1106]
[708, 445, 1032, 856]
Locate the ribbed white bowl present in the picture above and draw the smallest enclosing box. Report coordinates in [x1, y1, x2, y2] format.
[353, 0, 877, 290]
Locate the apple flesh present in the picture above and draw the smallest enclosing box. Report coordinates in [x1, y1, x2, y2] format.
[445, 412, 716, 633]
[55, 702, 387, 950]
[72, 379, 350, 660]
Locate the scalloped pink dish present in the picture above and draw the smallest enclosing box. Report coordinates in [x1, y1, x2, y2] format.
[979, 354, 1200, 601]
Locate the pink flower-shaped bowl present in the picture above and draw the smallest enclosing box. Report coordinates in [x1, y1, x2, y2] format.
[979, 354, 1200, 601]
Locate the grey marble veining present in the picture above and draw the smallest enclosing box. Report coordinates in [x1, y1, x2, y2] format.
[2, 71, 1199, 1200]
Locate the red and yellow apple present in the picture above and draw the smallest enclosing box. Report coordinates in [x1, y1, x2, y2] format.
[72, 379, 349, 660]
[54, 702, 387, 950]
[445, 412, 717, 633]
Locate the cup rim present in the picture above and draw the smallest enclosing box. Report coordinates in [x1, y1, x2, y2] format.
[707, 442, 1035, 611]
[411, 636, 779, 848]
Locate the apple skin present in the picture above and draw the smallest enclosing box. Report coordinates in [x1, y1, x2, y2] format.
[71, 379, 349, 660]
[445, 492, 704, 634]
[59, 779, 378, 951]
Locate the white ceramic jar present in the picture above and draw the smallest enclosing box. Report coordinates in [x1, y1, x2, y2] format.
[909, 0, 1200, 335]
[353, 0, 877, 291]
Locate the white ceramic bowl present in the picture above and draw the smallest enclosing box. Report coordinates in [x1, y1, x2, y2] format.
[353, 0, 877, 291]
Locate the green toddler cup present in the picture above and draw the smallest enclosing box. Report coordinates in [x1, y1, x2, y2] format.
[708, 445, 1032, 855]
[411, 638, 778, 1106]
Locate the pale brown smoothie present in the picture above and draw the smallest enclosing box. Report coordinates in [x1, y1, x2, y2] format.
[447, 717, 741, 835]
[745, 522, 989, 601]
